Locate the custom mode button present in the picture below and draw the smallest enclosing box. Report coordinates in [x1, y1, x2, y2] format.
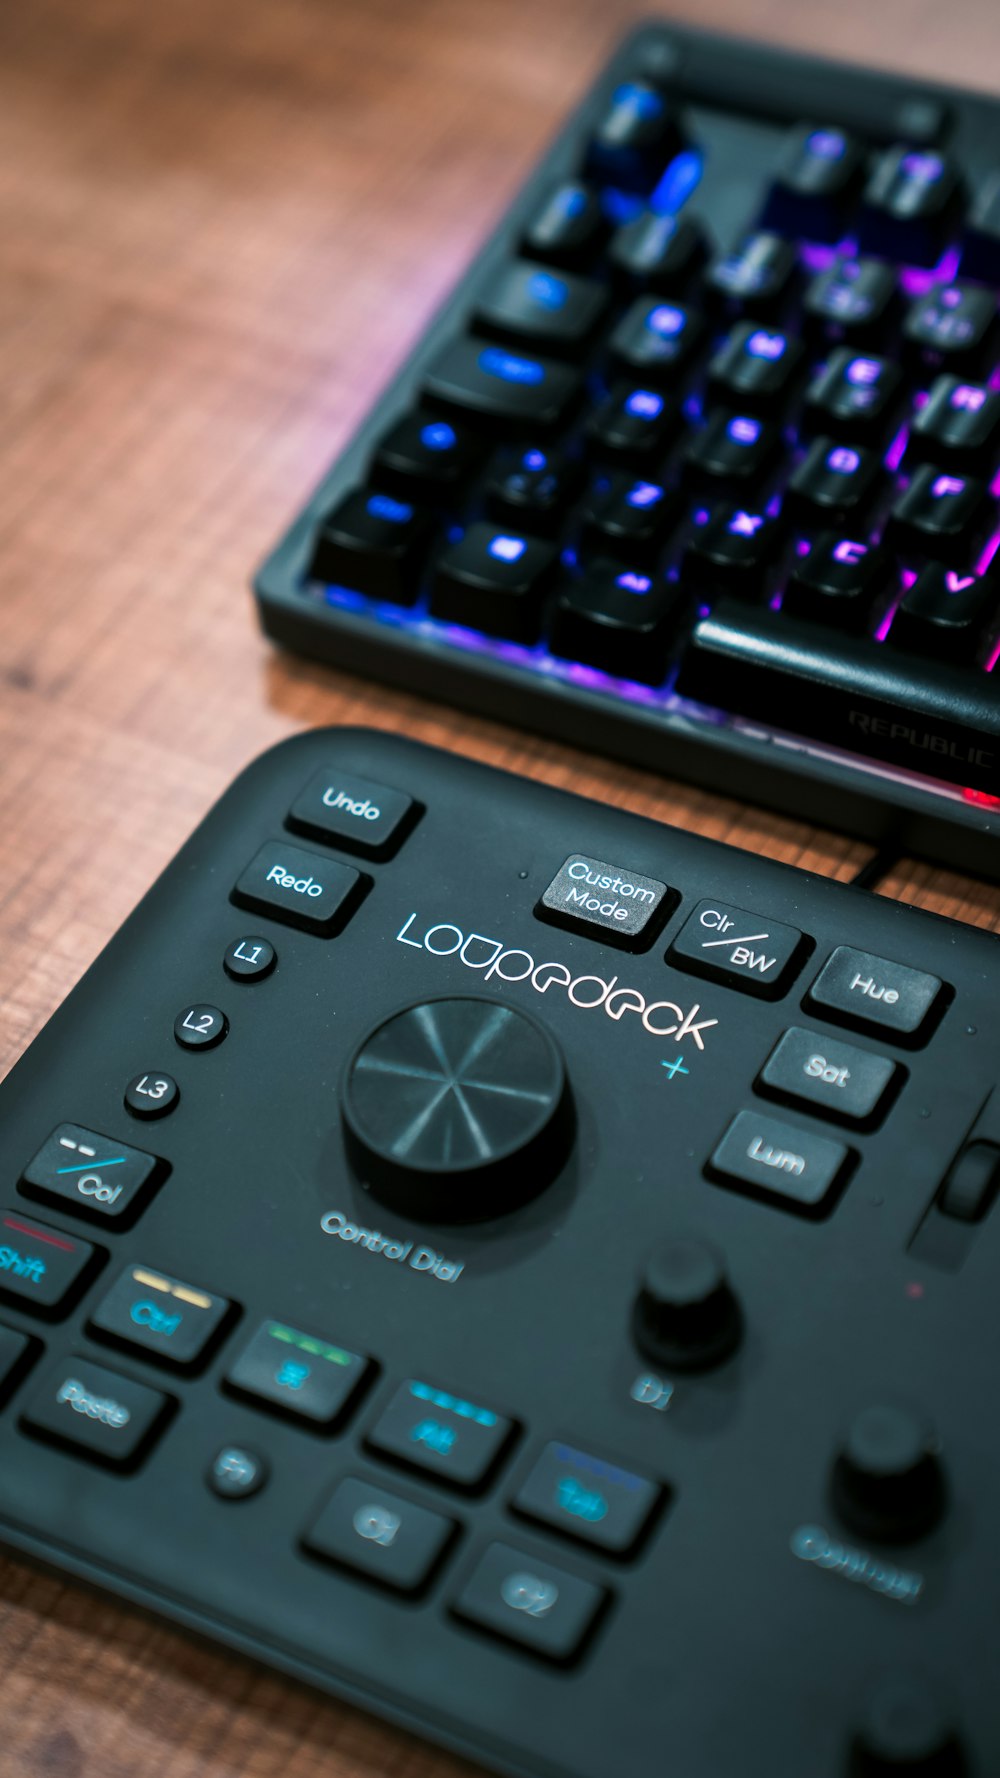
[287, 765, 417, 858]
[367, 1379, 515, 1489]
[452, 1541, 607, 1663]
[806, 946, 945, 1044]
[709, 1109, 852, 1214]
[304, 1476, 457, 1594]
[758, 1027, 899, 1125]
[21, 1355, 172, 1467]
[226, 1318, 372, 1426]
[20, 1123, 162, 1223]
[89, 1264, 232, 1368]
[537, 854, 676, 950]
[667, 898, 806, 997]
[0, 1211, 99, 1314]
[232, 841, 366, 936]
[513, 1442, 662, 1554]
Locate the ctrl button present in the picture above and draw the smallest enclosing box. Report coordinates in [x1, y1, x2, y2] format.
[452, 1541, 607, 1663]
[304, 1477, 457, 1593]
[21, 1357, 171, 1467]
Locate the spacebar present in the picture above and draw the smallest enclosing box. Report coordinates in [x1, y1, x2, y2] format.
[676, 605, 1000, 796]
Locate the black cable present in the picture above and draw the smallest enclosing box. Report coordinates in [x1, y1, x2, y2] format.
[850, 845, 901, 892]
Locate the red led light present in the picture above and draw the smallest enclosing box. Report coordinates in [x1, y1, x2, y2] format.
[962, 787, 1000, 809]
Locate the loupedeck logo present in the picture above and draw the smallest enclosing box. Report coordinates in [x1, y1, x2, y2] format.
[396, 913, 719, 1049]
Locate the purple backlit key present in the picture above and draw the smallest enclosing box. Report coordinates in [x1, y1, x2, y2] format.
[885, 465, 990, 565]
[762, 124, 865, 242]
[705, 232, 797, 317]
[587, 382, 681, 461]
[891, 562, 999, 661]
[549, 560, 679, 682]
[804, 350, 903, 442]
[685, 411, 780, 489]
[804, 257, 898, 343]
[786, 438, 881, 527]
[784, 534, 886, 630]
[903, 283, 997, 372]
[707, 323, 804, 413]
[859, 146, 962, 266]
[682, 505, 780, 599]
[909, 377, 1000, 472]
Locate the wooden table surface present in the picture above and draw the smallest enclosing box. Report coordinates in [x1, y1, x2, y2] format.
[2, 0, 1000, 1772]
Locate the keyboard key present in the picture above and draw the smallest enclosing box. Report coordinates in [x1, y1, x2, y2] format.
[709, 1109, 852, 1214]
[20, 1122, 161, 1224]
[803, 257, 897, 343]
[367, 1378, 515, 1489]
[757, 1027, 898, 1125]
[485, 445, 581, 534]
[608, 210, 706, 288]
[803, 350, 903, 442]
[475, 261, 608, 353]
[537, 852, 675, 948]
[585, 80, 681, 192]
[890, 562, 998, 661]
[806, 945, 945, 1041]
[707, 324, 803, 413]
[309, 488, 433, 603]
[884, 465, 989, 564]
[304, 1477, 457, 1594]
[859, 146, 962, 265]
[549, 563, 678, 683]
[909, 377, 1000, 472]
[232, 840, 365, 935]
[705, 232, 797, 316]
[20, 1355, 171, 1467]
[371, 414, 483, 501]
[685, 411, 780, 489]
[452, 1541, 607, 1663]
[89, 1264, 232, 1368]
[123, 1072, 179, 1121]
[682, 506, 780, 599]
[581, 473, 677, 562]
[904, 283, 997, 372]
[666, 898, 805, 996]
[0, 1212, 99, 1315]
[287, 765, 416, 858]
[783, 535, 885, 630]
[587, 383, 680, 462]
[521, 180, 606, 267]
[785, 438, 881, 527]
[0, 1324, 36, 1404]
[227, 1318, 371, 1425]
[513, 1441, 661, 1554]
[429, 523, 558, 642]
[423, 339, 581, 432]
[609, 297, 703, 381]
[762, 125, 865, 241]
[961, 169, 1000, 285]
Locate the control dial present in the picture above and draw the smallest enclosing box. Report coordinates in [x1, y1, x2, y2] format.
[633, 1237, 742, 1372]
[832, 1404, 945, 1544]
[341, 995, 573, 1222]
[851, 1670, 966, 1774]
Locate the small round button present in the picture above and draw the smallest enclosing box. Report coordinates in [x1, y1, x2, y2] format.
[851, 1670, 965, 1774]
[633, 1237, 742, 1372]
[832, 1404, 945, 1544]
[207, 1446, 268, 1500]
[224, 936, 276, 982]
[174, 1004, 228, 1050]
[124, 1072, 180, 1120]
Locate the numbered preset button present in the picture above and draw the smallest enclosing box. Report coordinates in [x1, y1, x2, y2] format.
[124, 1072, 179, 1119]
[173, 1005, 228, 1050]
[304, 1477, 457, 1593]
[223, 936, 276, 981]
[20, 1123, 161, 1222]
[757, 1027, 899, 1126]
[287, 765, 417, 859]
[806, 946, 945, 1043]
[452, 1542, 607, 1663]
[667, 898, 806, 997]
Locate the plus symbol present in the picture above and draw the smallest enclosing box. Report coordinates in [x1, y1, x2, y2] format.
[660, 1056, 689, 1080]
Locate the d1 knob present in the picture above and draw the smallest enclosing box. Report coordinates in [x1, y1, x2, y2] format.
[633, 1237, 742, 1372]
[851, 1670, 966, 1774]
[832, 1404, 945, 1544]
[341, 995, 573, 1222]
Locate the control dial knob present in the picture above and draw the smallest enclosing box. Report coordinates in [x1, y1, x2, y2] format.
[341, 995, 573, 1222]
[832, 1404, 945, 1544]
[851, 1670, 966, 1774]
[633, 1237, 743, 1372]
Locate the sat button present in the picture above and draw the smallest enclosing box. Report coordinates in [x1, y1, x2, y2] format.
[287, 765, 417, 859]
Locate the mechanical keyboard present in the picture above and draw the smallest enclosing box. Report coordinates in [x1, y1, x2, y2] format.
[2, 726, 1000, 1776]
[254, 22, 1000, 878]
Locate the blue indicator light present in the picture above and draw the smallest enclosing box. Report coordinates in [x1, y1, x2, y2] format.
[625, 389, 664, 419]
[827, 446, 861, 474]
[522, 448, 548, 472]
[275, 1360, 310, 1390]
[845, 357, 883, 388]
[527, 270, 568, 310]
[409, 1380, 498, 1426]
[488, 534, 527, 563]
[420, 421, 457, 452]
[367, 492, 413, 524]
[557, 185, 588, 220]
[647, 303, 685, 338]
[650, 146, 705, 216]
[901, 150, 945, 183]
[617, 570, 652, 594]
[613, 81, 664, 120]
[728, 511, 765, 537]
[727, 416, 761, 445]
[807, 128, 846, 160]
[746, 329, 786, 361]
[626, 481, 663, 509]
[601, 187, 644, 226]
[479, 346, 545, 386]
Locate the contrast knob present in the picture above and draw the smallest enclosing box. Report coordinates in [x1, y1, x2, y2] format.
[851, 1670, 965, 1774]
[341, 995, 573, 1222]
[832, 1404, 945, 1544]
[633, 1237, 742, 1372]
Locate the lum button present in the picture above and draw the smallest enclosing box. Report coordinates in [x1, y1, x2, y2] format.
[537, 854, 676, 950]
[667, 898, 805, 997]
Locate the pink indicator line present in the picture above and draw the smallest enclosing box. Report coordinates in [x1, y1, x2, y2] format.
[2, 1216, 75, 1252]
[984, 635, 1000, 673]
[976, 530, 1000, 577]
[884, 424, 909, 473]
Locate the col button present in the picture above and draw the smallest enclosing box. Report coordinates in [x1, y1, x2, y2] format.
[367, 1379, 515, 1489]
[287, 764, 417, 859]
[20, 1123, 161, 1223]
[513, 1441, 662, 1554]
[89, 1265, 232, 1368]
[537, 853, 676, 950]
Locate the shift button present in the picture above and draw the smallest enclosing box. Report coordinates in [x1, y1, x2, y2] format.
[536, 853, 676, 949]
[0, 1211, 99, 1314]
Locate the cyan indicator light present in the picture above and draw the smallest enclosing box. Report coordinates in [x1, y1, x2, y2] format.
[409, 1380, 498, 1426]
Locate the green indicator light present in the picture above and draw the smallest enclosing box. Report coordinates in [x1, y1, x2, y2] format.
[266, 1322, 351, 1365]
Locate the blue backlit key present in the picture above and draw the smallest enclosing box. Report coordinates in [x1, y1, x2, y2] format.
[475, 261, 608, 354]
[429, 522, 558, 643]
[682, 505, 780, 598]
[903, 282, 997, 372]
[859, 146, 962, 266]
[705, 232, 797, 317]
[549, 561, 679, 682]
[486, 445, 581, 535]
[885, 465, 989, 564]
[786, 438, 881, 526]
[891, 562, 999, 661]
[371, 413, 483, 501]
[309, 488, 433, 604]
[609, 297, 703, 380]
[608, 210, 707, 288]
[762, 124, 865, 242]
[582, 473, 677, 562]
[584, 79, 681, 192]
[423, 338, 581, 432]
[909, 377, 1000, 471]
[707, 323, 803, 413]
[804, 350, 903, 442]
[514, 1441, 662, 1555]
[367, 1377, 515, 1488]
[784, 535, 885, 630]
[804, 256, 898, 343]
[685, 411, 780, 489]
[521, 179, 606, 267]
[588, 382, 680, 462]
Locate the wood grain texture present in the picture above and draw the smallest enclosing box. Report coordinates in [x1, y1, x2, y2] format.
[1, 1, 999, 1773]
